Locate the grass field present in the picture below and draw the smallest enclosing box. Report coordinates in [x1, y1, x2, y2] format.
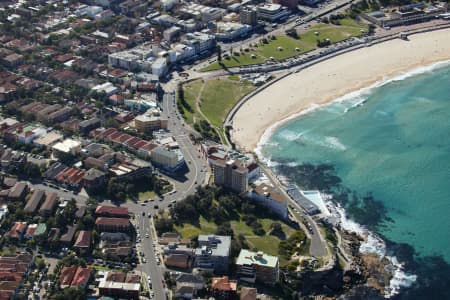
[181, 80, 204, 124]
[175, 214, 299, 260]
[138, 190, 157, 201]
[181, 78, 255, 142]
[174, 216, 218, 238]
[199, 78, 255, 128]
[201, 18, 368, 72]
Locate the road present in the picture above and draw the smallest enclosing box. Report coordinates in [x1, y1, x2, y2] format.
[259, 164, 328, 258]
[135, 214, 165, 300]
[160, 83, 209, 195]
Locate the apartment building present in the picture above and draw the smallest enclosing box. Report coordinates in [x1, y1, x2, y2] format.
[240, 6, 258, 26]
[257, 3, 289, 22]
[151, 146, 185, 172]
[248, 183, 288, 219]
[96, 217, 131, 232]
[211, 158, 249, 193]
[194, 235, 231, 273]
[134, 113, 168, 133]
[236, 250, 279, 285]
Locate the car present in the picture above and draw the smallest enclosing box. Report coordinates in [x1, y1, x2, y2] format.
[142, 258, 147, 263]
[153, 205, 159, 209]
[144, 199, 149, 203]
[147, 276, 151, 282]
[141, 203, 146, 206]
[142, 211, 145, 216]
[145, 233, 149, 238]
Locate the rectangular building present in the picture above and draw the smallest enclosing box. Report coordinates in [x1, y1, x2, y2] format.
[236, 250, 279, 285]
[96, 217, 131, 232]
[211, 159, 248, 193]
[194, 235, 231, 273]
[248, 183, 288, 219]
[24, 189, 45, 214]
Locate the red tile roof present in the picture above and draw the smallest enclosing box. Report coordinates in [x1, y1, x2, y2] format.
[71, 267, 92, 287]
[74, 230, 91, 248]
[59, 265, 77, 286]
[95, 217, 130, 227]
[8, 222, 27, 238]
[211, 276, 237, 292]
[95, 205, 128, 217]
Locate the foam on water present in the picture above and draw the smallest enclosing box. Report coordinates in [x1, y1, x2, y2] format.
[335, 198, 417, 298]
[254, 59, 450, 298]
[255, 59, 450, 157]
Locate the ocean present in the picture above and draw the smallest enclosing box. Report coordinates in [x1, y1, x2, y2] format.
[259, 62, 450, 299]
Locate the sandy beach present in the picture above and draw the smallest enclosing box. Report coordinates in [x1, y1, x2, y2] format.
[231, 28, 450, 151]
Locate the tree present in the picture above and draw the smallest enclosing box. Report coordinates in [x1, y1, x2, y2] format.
[216, 222, 233, 237]
[217, 45, 222, 62]
[50, 287, 86, 300]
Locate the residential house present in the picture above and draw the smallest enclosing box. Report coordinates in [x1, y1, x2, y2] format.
[240, 287, 257, 300]
[98, 271, 141, 299]
[8, 222, 27, 239]
[39, 192, 58, 217]
[74, 230, 92, 254]
[60, 225, 77, 245]
[24, 189, 45, 214]
[59, 265, 92, 289]
[78, 118, 101, 135]
[0, 254, 33, 299]
[24, 223, 46, 239]
[175, 274, 204, 299]
[211, 276, 238, 299]
[82, 168, 106, 190]
[7, 182, 28, 201]
[52, 139, 82, 157]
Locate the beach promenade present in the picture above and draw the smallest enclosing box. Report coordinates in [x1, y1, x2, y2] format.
[230, 27, 450, 151]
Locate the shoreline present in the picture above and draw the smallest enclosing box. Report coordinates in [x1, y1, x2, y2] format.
[228, 28, 450, 298]
[255, 58, 450, 160]
[230, 28, 450, 152]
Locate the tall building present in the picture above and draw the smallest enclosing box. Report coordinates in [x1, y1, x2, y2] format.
[240, 6, 258, 26]
[211, 159, 249, 193]
[236, 250, 279, 285]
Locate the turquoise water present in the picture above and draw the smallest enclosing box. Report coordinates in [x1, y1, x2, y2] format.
[261, 63, 450, 297]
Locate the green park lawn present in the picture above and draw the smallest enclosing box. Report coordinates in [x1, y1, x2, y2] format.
[201, 18, 368, 72]
[174, 216, 218, 238]
[199, 78, 255, 128]
[175, 215, 298, 260]
[181, 79, 204, 124]
[181, 78, 255, 132]
[138, 190, 157, 201]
